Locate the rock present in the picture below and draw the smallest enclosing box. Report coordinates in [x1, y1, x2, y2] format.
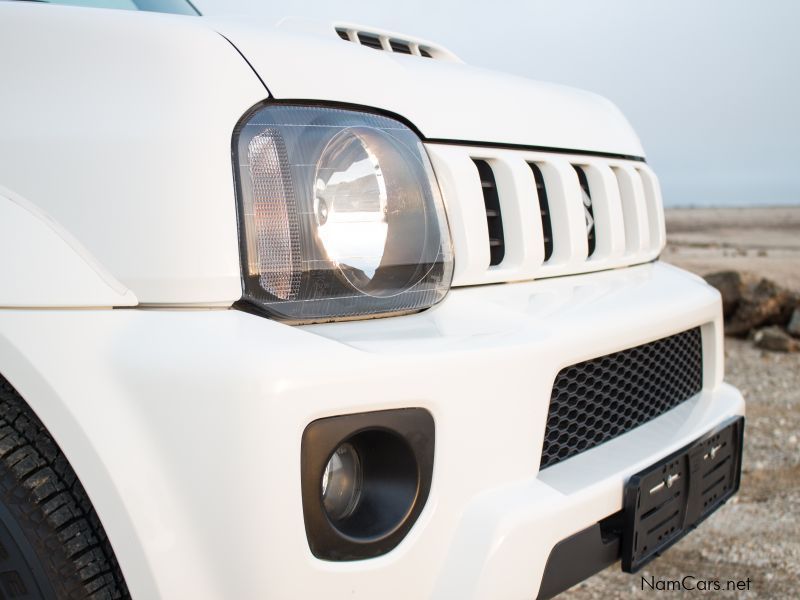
[752, 326, 800, 352]
[704, 271, 745, 317]
[788, 307, 800, 338]
[778, 292, 800, 326]
[726, 277, 794, 336]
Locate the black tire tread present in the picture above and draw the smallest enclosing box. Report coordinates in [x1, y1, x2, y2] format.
[0, 375, 129, 599]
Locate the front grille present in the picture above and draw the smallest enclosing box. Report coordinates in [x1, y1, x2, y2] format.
[540, 328, 703, 469]
[481, 157, 652, 274]
[423, 143, 665, 287]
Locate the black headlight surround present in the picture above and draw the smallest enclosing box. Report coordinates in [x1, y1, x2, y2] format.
[231, 101, 454, 325]
[300, 408, 435, 561]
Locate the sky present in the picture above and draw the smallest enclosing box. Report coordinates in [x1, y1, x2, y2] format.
[197, 0, 800, 207]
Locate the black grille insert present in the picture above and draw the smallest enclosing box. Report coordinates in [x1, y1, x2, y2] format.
[529, 163, 553, 262]
[474, 159, 505, 266]
[574, 166, 596, 257]
[540, 328, 703, 469]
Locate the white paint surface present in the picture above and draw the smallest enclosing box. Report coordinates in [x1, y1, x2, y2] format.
[198, 0, 800, 206]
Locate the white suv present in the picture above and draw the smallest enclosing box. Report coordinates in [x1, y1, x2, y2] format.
[0, 2, 745, 599]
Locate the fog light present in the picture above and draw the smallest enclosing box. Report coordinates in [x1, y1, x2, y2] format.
[301, 409, 435, 560]
[322, 443, 363, 522]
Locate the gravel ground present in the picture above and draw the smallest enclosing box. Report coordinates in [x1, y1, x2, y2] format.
[561, 208, 800, 599]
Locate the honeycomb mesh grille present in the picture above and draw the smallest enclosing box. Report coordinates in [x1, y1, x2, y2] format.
[541, 328, 703, 469]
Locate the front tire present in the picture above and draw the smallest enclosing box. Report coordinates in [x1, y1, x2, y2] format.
[0, 375, 129, 599]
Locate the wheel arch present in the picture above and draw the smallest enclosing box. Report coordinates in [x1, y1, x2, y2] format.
[0, 339, 159, 599]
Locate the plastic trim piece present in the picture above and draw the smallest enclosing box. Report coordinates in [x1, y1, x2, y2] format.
[536, 513, 622, 600]
[300, 408, 435, 561]
[427, 138, 646, 163]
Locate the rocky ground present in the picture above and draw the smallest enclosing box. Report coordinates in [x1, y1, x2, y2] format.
[561, 207, 800, 599]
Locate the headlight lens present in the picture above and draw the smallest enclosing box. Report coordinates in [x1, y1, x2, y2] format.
[233, 105, 453, 323]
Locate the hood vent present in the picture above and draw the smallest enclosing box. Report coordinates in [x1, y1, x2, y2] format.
[334, 25, 461, 62]
[389, 39, 413, 55]
[356, 31, 383, 50]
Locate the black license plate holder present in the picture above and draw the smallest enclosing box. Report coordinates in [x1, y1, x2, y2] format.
[621, 416, 744, 573]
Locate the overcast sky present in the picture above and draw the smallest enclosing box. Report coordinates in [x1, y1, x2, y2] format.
[198, 0, 799, 207]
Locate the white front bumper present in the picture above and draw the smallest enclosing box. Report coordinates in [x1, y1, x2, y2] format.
[0, 261, 744, 600]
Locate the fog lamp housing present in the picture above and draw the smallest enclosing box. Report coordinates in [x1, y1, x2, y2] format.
[301, 408, 435, 560]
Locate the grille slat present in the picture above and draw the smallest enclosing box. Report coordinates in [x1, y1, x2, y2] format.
[540, 328, 703, 469]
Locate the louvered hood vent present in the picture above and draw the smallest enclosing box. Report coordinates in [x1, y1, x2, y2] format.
[334, 24, 461, 62]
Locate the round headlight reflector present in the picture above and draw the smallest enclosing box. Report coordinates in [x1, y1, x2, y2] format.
[314, 128, 389, 291]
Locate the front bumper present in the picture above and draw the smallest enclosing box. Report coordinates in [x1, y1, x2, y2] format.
[0, 261, 744, 600]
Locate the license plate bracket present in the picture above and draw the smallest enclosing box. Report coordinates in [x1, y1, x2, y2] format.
[621, 416, 744, 573]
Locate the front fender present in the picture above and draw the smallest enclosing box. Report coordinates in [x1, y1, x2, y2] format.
[0, 185, 136, 307]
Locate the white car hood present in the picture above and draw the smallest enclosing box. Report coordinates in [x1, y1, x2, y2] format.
[212, 18, 645, 158]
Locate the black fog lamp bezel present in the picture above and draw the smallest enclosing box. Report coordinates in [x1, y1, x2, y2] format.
[301, 408, 435, 561]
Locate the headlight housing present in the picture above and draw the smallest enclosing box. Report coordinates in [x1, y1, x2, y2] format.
[233, 104, 453, 323]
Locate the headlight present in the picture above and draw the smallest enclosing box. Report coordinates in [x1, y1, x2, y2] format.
[233, 104, 453, 323]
